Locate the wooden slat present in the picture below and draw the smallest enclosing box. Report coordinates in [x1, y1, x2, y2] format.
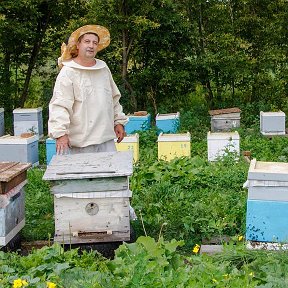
[209, 107, 241, 116]
[0, 162, 31, 182]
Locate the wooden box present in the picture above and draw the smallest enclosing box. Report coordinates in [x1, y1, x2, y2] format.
[207, 131, 240, 161]
[209, 107, 241, 132]
[0, 135, 39, 166]
[13, 107, 43, 138]
[158, 132, 191, 161]
[260, 111, 286, 136]
[245, 159, 288, 242]
[0, 108, 4, 136]
[125, 113, 151, 134]
[156, 112, 180, 134]
[43, 151, 133, 244]
[115, 133, 139, 162]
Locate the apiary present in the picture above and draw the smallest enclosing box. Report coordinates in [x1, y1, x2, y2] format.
[115, 134, 139, 162]
[260, 111, 286, 136]
[156, 112, 180, 134]
[157, 132, 191, 161]
[0, 108, 4, 136]
[245, 159, 288, 243]
[125, 112, 151, 134]
[209, 107, 241, 132]
[46, 138, 56, 165]
[42, 151, 133, 244]
[0, 162, 31, 246]
[13, 107, 44, 138]
[0, 135, 39, 166]
[207, 131, 240, 161]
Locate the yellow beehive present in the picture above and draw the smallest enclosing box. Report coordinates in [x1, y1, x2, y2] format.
[115, 133, 139, 162]
[158, 132, 191, 161]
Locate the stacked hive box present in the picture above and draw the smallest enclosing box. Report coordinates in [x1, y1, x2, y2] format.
[209, 107, 241, 132]
[0, 162, 31, 246]
[0, 135, 39, 166]
[0, 108, 4, 136]
[156, 112, 180, 134]
[45, 138, 56, 165]
[245, 159, 288, 243]
[115, 134, 139, 162]
[43, 151, 133, 244]
[260, 111, 286, 136]
[207, 131, 240, 161]
[13, 108, 44, 138]
[158, 132, 191, 161]
[125, 112, 151, 134]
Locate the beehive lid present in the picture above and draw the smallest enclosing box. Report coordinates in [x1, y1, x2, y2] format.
[157, 132, 190, 142]
[260, 111, 285, 117]
[115, 133, 139, 143]
[42, 151, 133, 181]
[248, 158, 288, 181]
[0, 162, 31, 182]
[156, 112, 180, 120]
[0, 134, 39, 144]
[208, 107, 241, 116]
[207, 131, 240, 140]
[13, 107, 42, 113]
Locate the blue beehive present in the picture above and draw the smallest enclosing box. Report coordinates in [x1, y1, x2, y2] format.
[125, 113, 151, 134]
[156, 112, 180, 134]
[46, 138, 56, 165]
[245, 159, 288, 242]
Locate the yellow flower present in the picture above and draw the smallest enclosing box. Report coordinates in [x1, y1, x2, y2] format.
[212, 278, 218, 283]
[223, 274, 229, 279]
[13, 279, 28, 288]
[249, 272, 254, 277]
[192, 244, 200, 254]
[47, 281, 57, 288]
[238, 235, 244, 241]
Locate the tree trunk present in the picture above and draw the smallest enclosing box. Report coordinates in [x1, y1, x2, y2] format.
[1, 51, 12, 111]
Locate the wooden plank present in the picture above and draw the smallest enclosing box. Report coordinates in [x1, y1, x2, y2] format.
[0, 162, 31, 182]
[0, 172, 27, 194]
[200, 245, 223, 255]
[209, 107, 241, 116]
[43, 151, 133, 181]
[51, 177, 129, 194]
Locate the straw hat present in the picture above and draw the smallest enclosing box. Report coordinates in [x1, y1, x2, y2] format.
[59, 24, 110, 66]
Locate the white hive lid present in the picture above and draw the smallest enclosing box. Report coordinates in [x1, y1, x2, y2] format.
[157, 132, 190, 142]
[13, 107, 43, 113]
[207, 131, 240, 140]
[42, 151, 133, 181]
[0, 134, 39, 144]
[156, 112, 180, 120]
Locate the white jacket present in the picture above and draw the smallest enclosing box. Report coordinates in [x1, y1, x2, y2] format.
[48, 59, 128, 147]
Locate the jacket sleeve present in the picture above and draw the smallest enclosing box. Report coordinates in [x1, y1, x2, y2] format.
[48, 69, 74, 139]
[109, 70, 128, 127]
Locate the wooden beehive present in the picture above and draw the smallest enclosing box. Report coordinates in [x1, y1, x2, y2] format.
[209, 107, 241, 132]
[0, 162, 31, 246]
[245, 159, 288, 242]
[42, 151, 133, 244]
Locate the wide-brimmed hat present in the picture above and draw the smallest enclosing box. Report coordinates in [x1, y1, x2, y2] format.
[58, 24, 110, 66]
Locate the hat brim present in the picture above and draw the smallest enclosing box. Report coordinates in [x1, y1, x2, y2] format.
[60, 24, 110, 63]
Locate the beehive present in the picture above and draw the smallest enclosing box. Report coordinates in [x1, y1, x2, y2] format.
[46, 138, 56, 165]
[42, 151, 133, 244]
[0, 135, 39, 166]
[209, 107, 241, 132]
[156, 112, 180, 134]
[158, 132, 191, 161]
[245, 159, 288, 242]
[260, 111, 286, 136]
[0, 162, 31, 246]
[0, 108, 4, 136]
[115, 134, 139, 162]
[13, 107, 43, 138]
[207, 131, 240, 161]
[125, 113, 151, 134]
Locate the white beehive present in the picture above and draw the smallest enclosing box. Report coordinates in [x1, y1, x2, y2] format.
[43, 151, 133, 244]
[245, 159, 288, 243]
[13, 107, 43, 138]
[207, 131, 240, 161]
[0, 135, 39, 166]
[0, 108, 4, 136]
[260, 111, 286, 135]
